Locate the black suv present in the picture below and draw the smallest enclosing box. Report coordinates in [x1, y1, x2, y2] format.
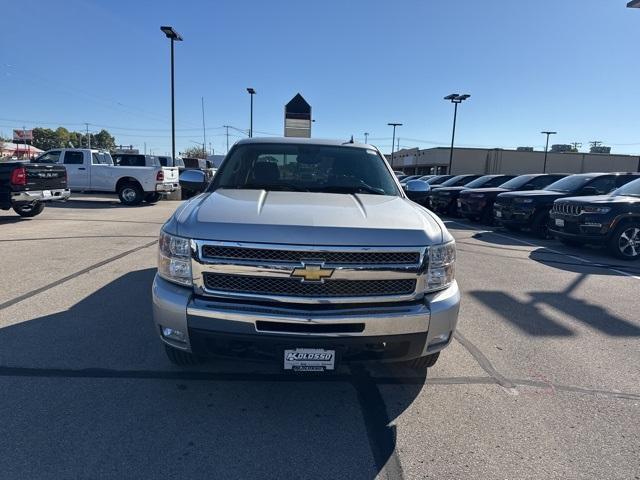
[549, 177, 640, 260]
[431, 174, 515, 217]
[494, 173, 640, 238]
[458, 173, 566, 224]
[424, 174, 482, 210]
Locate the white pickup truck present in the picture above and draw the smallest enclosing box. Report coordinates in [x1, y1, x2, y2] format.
[35, 148, 179, 205]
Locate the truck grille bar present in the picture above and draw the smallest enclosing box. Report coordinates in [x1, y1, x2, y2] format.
[203, 273, 417, 298]
[193, 241, 426, 304]
[201, 245, 420, 265]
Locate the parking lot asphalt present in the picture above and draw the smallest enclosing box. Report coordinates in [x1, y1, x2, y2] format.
[1, 196, 639, 479]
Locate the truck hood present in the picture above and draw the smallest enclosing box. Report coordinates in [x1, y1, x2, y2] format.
[165, 189, 448, 246]
[460, 187, 509, 196]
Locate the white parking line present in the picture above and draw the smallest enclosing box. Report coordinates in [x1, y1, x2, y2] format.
[444, 219, 640, 281]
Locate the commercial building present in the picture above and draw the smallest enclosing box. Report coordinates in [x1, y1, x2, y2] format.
[388, 147, 640, 175]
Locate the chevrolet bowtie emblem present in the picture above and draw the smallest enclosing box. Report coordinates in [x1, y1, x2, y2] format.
[291, 263, 334, 283]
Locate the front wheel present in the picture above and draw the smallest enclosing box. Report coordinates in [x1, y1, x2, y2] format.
[144, 192, 161, 203]
[13, 201, 45, 217]
[608, 223, 640, 260]
[118, 183, 144, 206]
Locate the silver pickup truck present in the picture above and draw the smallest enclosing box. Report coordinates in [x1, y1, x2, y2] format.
[152, 138, 460, 372]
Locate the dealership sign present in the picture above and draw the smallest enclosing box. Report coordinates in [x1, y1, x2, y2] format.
[13, 129, 34, 141]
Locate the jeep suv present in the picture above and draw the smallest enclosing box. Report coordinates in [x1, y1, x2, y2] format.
[549, 177, 640, 260]
[152, 138, 460, 372]
[494, 173, 640, 238]
[458, 173, 566, 224]
[431, 174, 515, 217]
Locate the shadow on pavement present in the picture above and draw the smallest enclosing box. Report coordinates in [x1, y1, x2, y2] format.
[470, 272, 640, 337]
[0, 268, 425, 479]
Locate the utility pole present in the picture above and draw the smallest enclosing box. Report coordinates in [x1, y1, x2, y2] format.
[201, 97, 207, 158]
[144, 142, 147, 154]
[396, 137, 400, 152]
[85, 123, 91, 148]
[364, 132, 369, 144]
[223, 125, 230, 153]
[387, 123, 402, 167]
[541, 131, 557, 173]
[589, 140, 603, 149]
[22, 125, 27, 158]
[209, 142, 212, 155]
[570, 142, 582, 152]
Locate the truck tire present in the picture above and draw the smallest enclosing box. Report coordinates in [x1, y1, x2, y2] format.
[118, 183, 144, 206]
[144, 192, 161, 204]
[13, 202, 45, 217]
[406, 352, 440, 371]
[165, 344, 204, 366]
[608, 222, 640, 261]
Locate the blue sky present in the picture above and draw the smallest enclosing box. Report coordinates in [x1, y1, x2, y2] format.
[1, 0, 639, 156]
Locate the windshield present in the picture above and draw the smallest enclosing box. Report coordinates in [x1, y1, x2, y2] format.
[611, 178, 640, 197]
[214, 143, 398, 196]
[426, 175, 453, 185]
[439, 175, 479, 187]
[463, 175, 508, 188]
[544, 175, 594, 193]
[499, 175, 536, 189]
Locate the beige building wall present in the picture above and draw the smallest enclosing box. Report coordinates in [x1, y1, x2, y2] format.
[389, 147, 640, 175]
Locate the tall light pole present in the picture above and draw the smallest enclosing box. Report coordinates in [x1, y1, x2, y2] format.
[246, 87, 256, 137]
[387, 123, 402, 166]
[364, 132, 369, 144]
[541, 131, 557, 173]
[444, 93, 470, 174]
[161, 26, 183, 167]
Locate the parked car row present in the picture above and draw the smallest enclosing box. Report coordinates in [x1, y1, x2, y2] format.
[397, 170, 640, 260]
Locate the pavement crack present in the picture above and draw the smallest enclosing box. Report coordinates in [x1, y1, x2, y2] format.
[454, 331, 516, 389]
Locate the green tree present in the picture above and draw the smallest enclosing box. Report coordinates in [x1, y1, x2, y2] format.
[182, 146, 207, 159]
[91, 129, 116, 151]
[55, 127, 70, 148]
[32, 128, 58, 151]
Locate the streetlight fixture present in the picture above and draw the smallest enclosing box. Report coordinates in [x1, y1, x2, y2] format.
[541, 131, 557, 173]
[387, 123, 402, 166]
[160, 25, 183, 167]
[246, 87, 256, 137]
[444, 93, 470, 174]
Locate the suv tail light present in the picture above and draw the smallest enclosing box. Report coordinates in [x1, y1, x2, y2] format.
[10, 166, 27, 186]
[156, 170, 164, 182]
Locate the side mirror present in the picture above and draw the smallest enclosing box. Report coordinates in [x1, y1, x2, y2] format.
[405, 180, 431, 202]
[180, 169, 207, 194]
[581, 186, 598, 196]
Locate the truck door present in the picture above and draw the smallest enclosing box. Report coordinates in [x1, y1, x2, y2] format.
[62, 150, 89, 189]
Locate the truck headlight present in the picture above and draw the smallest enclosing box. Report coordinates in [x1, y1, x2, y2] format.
[158, 230, 192, 286]
[426, 240, 456, 292]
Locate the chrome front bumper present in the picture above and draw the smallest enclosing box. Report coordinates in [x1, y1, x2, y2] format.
[152, 274, 460, 358]
[11, 188, 71, 203]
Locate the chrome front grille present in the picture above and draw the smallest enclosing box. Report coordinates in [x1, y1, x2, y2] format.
[553, 203, 582, 216]
[203, 273, 416, 298]
[201, 245, 420, 265]
[192, 241, 426, 304]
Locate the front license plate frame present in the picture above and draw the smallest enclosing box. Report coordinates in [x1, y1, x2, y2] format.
[284, 348, 336, 372]
[555, 218, 565, 227]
